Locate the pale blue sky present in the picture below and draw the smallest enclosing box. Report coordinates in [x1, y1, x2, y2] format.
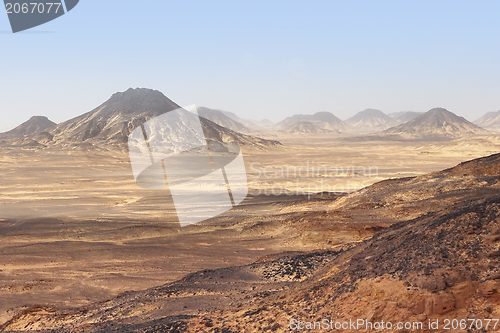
[1, 1, 500, 132]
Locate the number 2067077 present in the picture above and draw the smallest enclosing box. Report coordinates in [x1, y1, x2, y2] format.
[5, 2, 62, 14]
[442, 318, 499, 330]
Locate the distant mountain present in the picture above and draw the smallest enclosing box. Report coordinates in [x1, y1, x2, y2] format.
[275, 112, 349, 132]
[388, 111, 424, 125]
[197, 107, 251, 133]
[345, 109, 394, 132]
[246, 118, 274, 130]
[216, 110, 274, 130]
[382, 108, 490, 139]
[0, 116, 56, 139]
[48, 88, 178, 145]
[387, 111, 406, 119]
[474, 110, 500, 132]
[10, 88, 280, 149]
[282, 121, 333, 134]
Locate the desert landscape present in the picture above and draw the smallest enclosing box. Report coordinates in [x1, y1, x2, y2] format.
[0, 88, 499, 332]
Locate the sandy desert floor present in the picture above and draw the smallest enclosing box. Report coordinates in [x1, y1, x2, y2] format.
[1, 133, 499, 326]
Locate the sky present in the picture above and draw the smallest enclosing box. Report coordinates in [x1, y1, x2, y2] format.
[1, 0, 500, 132]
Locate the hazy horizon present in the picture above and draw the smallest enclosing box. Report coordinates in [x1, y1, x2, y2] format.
[1, 89, 497, 133]
[2, 1, 500, 132]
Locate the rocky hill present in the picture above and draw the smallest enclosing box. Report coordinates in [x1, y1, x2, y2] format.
[282, 121, 333, 134]
[345, 108, 394, 132]
[382, 108, 491, 139]
[48, 88, 179, 146]
[198, 152, 500, 332]
[0, 116, 56, 140]
[275, 112, 349, 132]
[209, 195, 500, 333]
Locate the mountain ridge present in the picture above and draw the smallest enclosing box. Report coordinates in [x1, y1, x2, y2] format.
[2, 88, 281, 149]
[474, 110, 500, 132]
